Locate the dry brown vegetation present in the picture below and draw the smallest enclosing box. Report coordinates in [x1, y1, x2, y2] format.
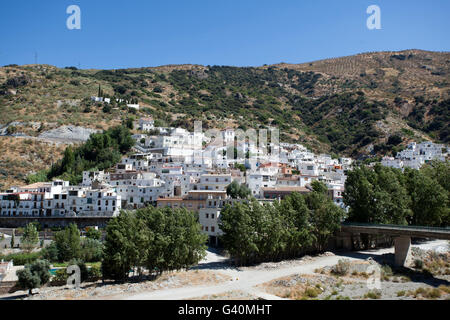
[0, 137, 66, 189]
[257, 274, 350, 300]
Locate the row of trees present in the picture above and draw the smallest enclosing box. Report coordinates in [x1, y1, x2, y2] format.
[219, 181, 345, 266]
[344, 161, 449, 227]
[102, 207, 208, 281]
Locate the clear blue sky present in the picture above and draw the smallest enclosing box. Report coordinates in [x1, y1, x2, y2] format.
[0, 0, 448, 69]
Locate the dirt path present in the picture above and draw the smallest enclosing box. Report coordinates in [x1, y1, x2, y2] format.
[122, 254, 359, 300]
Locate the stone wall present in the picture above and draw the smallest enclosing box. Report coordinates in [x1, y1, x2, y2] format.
[0, 217, 112, 229]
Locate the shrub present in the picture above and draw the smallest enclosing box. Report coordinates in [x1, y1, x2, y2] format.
[88, 265, 102, 281]
[16, 259, 51, 295]
[42, 242, 59, 262]
[414, 259, 424, 269]
[381, 265, 393, 276]
[304, 287, 320, 298]
[438, 285, 450, 294]
[427, 288, 441, 299]
[52, 268, 68, 284]
[397, 290, 405, 297]
[331, 259, 351, 276]
[102, 104, 112, 113]
[364, 290, 381, 299]
[80, 238, 103, 262]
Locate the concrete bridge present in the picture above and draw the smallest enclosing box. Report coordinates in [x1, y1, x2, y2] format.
[340, 222, 450, 267]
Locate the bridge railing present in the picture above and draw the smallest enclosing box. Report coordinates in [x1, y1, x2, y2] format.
[341, 222, 450, 232]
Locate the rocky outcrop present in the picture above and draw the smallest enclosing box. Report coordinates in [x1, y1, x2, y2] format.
[38, 126, 101, 142]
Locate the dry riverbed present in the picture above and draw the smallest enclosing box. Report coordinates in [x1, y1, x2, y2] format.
[21, 270, 231, 300]
[258, 254, 450, 300]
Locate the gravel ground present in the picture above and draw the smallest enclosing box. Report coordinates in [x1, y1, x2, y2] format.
[17, 270, 231, 300]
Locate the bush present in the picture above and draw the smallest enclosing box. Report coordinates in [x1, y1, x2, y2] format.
[52, 268, 68, 284]
[304, 287, 320, 298]
[427, 288, 441, 299]
[17, 259, 51, 295]
[414, 259, 424, 269]
[364, 290, 382, 299]
[102, 104, 112, 113]
[331, 259, 351, 276]
[88, 265, 102, 281]
[381, 264, 393, 276]
[80, 238, 103, 262]
[42, 242, 59, 262]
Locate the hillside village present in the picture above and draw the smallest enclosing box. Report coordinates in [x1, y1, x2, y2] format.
[0, 117, 447, 245]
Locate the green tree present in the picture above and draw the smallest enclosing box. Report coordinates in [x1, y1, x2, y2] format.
[311, 180, 328, 194]
[275, 192, 313, 257]
[139, 207, 207, 275]
[10, 231, 15, 248]
[42, 242, 59, 262]
[219, 201, 259, 266]
[226, 181, 251, 199]
[21, 223, 39, 252]
[85, 228, 102, 240]
[124, 118, 134, 130]
[80, 238, 104, 262]
[102, 211, 149, 281]
[343, 164, 411, 225]
[304, 191, 345, 251]
[54, 224, 81, 262]
[404, 168, 448, 227]
[16, 260, 51, 295]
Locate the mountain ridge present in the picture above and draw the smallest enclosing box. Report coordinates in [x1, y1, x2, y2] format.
[0, 49, 448, 159]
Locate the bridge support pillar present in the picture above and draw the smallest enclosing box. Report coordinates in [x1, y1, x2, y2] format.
[342, 234, 353, 250]
[394, 236, 411, 267]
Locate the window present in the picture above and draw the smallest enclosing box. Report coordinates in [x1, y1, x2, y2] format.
[211, 227, 215, 232]
[211, 214, 215, 219]
[205, 226, 209, 232]
[206, 213, 209, 219]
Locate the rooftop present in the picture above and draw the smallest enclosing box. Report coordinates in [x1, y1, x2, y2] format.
[261, 186, 310, 193]
[20, 182, 52, 189]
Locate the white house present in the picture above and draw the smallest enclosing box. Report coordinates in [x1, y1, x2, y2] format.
[139, 118, 155, 131]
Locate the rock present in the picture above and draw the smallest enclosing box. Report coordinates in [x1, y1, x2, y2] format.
[38, 126, 101, 142]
